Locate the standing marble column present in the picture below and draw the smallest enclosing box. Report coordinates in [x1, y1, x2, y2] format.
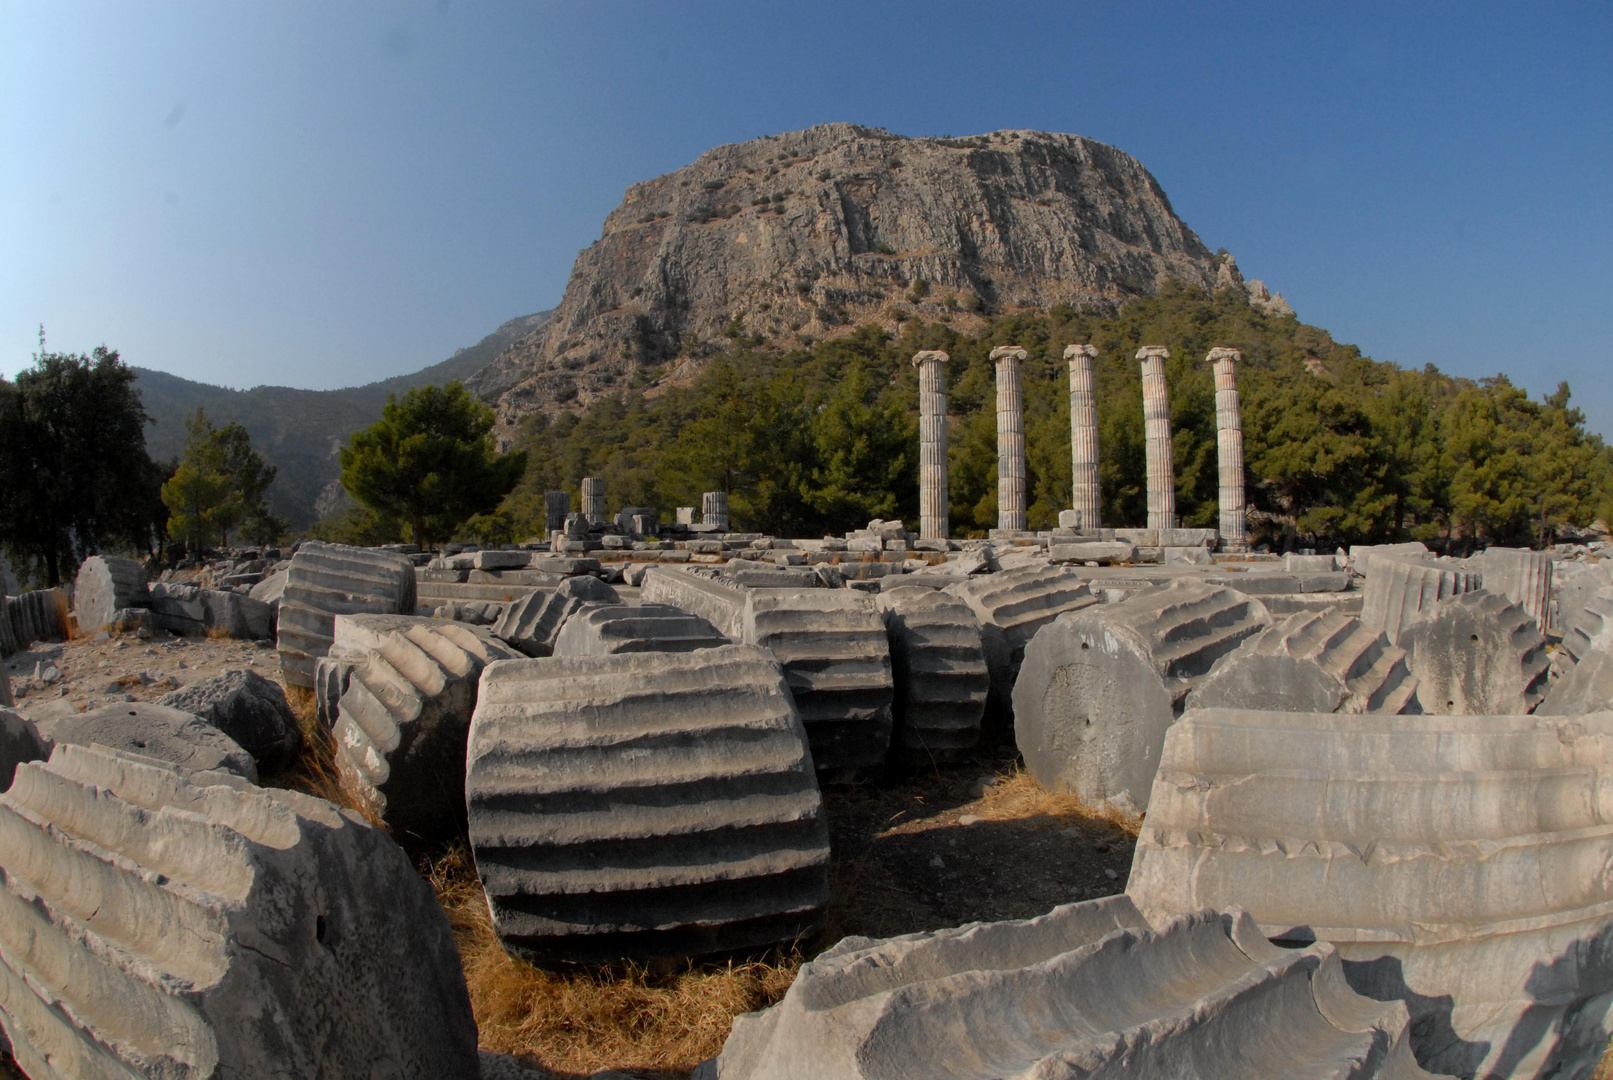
[581, 477, 607, 525]
[1064, 344, 1101, 529]
[1207, 347, 1248, 551]
[992, 346, 1029, 532]
[702, 490, 730, 531]
[912, 350, 950, 540]
[1136, 346, 1178, 531]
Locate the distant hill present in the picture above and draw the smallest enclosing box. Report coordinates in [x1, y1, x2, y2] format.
[136, 311, 551, 528]
[469, 123, 1288, 439]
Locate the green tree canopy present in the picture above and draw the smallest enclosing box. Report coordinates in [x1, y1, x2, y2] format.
[0, 335, 166, 585]
[495, 284, 1611, 548]
[160, 408, 283, 550]
[339, 381, 526, 547]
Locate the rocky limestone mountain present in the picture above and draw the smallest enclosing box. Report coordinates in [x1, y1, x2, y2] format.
[468, 123, 1290, 434]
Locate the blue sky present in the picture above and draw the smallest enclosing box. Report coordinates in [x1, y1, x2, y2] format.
[4, 2, 1611, 433]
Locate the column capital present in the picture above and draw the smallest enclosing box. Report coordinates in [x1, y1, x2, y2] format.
[989, 345, 1028, 364]
[1206, 347, 1242, 365]
[1063, 344, 1098, 360]
[911, 349, 949, 367]
[1136, 345, 1170, 361]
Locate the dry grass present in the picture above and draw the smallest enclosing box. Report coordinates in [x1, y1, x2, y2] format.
[260, 683, 383, 828]
[429, 847, 801, 1078]
[970, 766, 1142, 837]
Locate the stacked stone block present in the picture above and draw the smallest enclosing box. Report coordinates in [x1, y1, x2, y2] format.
[465, 647, 830, 963]
[1013, 580, 1271, 809]
[552, 603, 728, 656]
[0, 743, 480, 1079]
[943, 565, 1098, 723]
[275, 542, 417, 689]
[741, 590, 894, 782]
[1358, 552, 1482, 646]
[326, 614, 518, 839]
[1187, 608, 1420, 715]
[489, 575, 620, 657]
[875, 586, 989, 763]
[71, 554, 150, 634]
[1398, 591, 1549, 714]
[705, 895, 1432, 1080]
[1128, 707, 1613, 1080]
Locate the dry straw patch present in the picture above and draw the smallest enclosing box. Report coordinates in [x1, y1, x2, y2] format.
[972, 767, 1142, 837]
[428, 848, 800, 1078]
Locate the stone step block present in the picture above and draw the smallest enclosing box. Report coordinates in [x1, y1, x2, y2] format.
[742, 590, 894, 782]
[489, 575, 619, 657]
[552, 603, 728, 657]
[1013, 579, 1270, 810]
[72, 555, 150, 634]
[703, 895, 1432, 1080]
[1477, 546, 1554, 633]
[943, 565, 1099, 723]
[1358, 553, 1482, 646]
[326, 615, 519, 839]
[1188, 608, 1419, 715]
[0, 743, 479, 1079]
[276, 542, 418, 688]
[1399, 591, 1549, 714]
[465, 646, 829, 964]
[1127, 706, 1613, 1080]
[875, 586, 988, 762]
[640, 566, 749, 639]
[1347, 541, 1430, 576]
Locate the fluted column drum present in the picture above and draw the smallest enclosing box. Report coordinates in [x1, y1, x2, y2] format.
[1065, 344, 1101, 529]
[992, 346, 1028, 532]
[581, 476, 607, 525]
[1136, 346, 1177, 530]
[912, 350, 950, 540]
[1208, 347, 1247, 551]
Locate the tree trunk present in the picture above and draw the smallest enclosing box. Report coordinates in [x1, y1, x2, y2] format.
[45, 548, 59, 588]
[412, 516, 424, 549]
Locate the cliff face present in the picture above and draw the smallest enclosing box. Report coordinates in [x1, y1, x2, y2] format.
[471, 123, 1241, 430]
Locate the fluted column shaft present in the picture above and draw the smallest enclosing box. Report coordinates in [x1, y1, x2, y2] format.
[992, 346, 1028, 532]
[1065, 344, 1101, 529]
[912, 350, 950, 540]
[1136, 346, 1178, 530]
[1208, 347, 1247, 551]
[581, 477, 607, 525]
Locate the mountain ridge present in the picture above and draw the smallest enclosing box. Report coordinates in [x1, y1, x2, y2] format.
[468, 123, 1288, 436]
[134, 310, 551, 528]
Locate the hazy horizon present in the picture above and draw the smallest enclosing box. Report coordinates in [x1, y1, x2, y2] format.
[5, 2, 1612, 434]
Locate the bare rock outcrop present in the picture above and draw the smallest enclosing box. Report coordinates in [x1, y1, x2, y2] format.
[471, 124, 1237, 431]
[0, 743, 480, 1078]
[1127, 707, 1613, 1079]
[466, 647, 829, 964]
[703, 896, 1431, 1080]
